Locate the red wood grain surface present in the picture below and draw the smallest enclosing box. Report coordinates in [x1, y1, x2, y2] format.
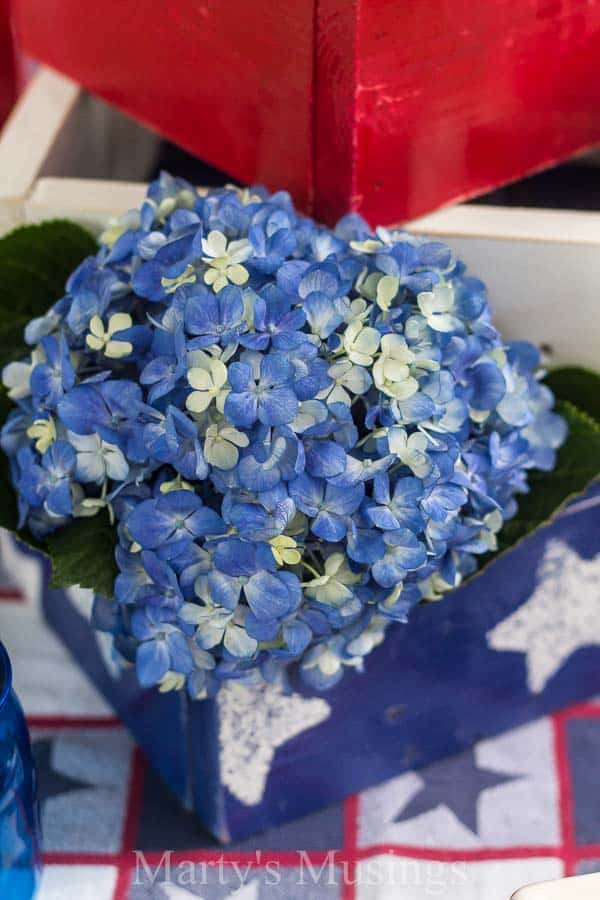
[12, 0, 600, 224]
[12, 0, 315, 209]
[314, 0, 359, 225]
[0, 0, 18, 127]
[342, 0, 600, 225]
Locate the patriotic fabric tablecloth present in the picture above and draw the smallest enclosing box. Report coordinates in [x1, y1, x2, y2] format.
[1, 552, 599, 900]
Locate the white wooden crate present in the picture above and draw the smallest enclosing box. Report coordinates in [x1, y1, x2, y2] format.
[0, 67, 157, 233]
[0, 67, 598, 369]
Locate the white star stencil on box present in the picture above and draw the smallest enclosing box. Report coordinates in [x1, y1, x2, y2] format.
[487, 539, 600, 694]
[218, 681, 331, 806]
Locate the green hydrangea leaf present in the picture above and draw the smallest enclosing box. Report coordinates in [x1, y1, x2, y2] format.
[0, 220, 97, 367]
[483, 400, 600, 567]
[0, 314, 36, 367]
[46, 510, 118, 597]
[0, 219, 97, 302]
[0, 220, 102, 577]
[544, 366, 600, 425]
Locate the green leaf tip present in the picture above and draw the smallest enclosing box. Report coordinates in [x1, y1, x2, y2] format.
[475, 397, 600, 580]
[46, 510, 118, 598]
[544, 366, 600, 425]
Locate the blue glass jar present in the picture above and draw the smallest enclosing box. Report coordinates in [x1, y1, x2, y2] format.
[0, 641, 41, 899]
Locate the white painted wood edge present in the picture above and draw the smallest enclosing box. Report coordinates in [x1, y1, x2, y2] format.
[25, 174, 600, 249]
[407, 203, 600, 246]
[0, 68, 80, 207]
[512, 872, 600, 899]
[25, 177, 148, 234]
[23, 172, 600, 253]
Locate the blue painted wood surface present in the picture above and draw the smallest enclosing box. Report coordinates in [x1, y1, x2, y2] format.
[42, 482, 600, 842]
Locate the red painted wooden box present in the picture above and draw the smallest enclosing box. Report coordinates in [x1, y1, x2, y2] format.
[0, 0, 19, 127]
[12, 0, 600, 225]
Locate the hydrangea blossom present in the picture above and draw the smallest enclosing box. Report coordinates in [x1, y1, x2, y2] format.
[1, 175, 566, 698]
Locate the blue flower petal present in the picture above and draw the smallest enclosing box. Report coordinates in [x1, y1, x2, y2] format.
[224, 390, 258, 428]
[305, 440, 347, 479]
[289, 473, 323, 517]
[57, 385, 107, 435]
[207, 571, 241, 610]
[257, 387, 298, 426]
[137, 639, 170, 687]
[245, 571, 292, 620]
[311, 510, 347, 542]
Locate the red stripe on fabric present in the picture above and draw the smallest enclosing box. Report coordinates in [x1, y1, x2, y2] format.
[44, 853, 126, 865]
[341, 794, 359, 900]
[552, 713, 577, 876]
[112, 867, 132, 900]
[43, 850, 354, 869]
[556, 702, 600, 721]
[573, 844, 600, 858]
[43, 844, 567, 868]
[28, 716, 120, 729]
[112, 741, 145, 900]
[344, 794, 359, 853]
[0, 588, 24, 601]
[356, 845, 562, 862]
[120, 747, 145, 853]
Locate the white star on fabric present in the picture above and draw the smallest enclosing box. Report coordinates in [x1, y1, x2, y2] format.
[226, 882, 261, 900]
[66, 586, 123, 680]
[0, 530, 43, 603]
[487, 539, 600, 694]
[218, 681, 331, 806]
[162, 881, 260, 900]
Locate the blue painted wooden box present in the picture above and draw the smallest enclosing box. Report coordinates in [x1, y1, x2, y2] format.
[39, 481, 600, 843]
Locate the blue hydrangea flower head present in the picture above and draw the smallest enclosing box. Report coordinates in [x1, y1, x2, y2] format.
[1, 178, 566, 698]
